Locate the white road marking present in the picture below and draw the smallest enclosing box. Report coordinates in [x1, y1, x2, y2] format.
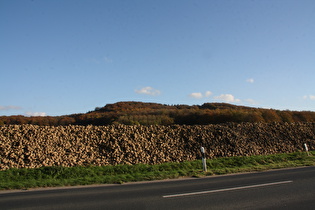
[163, 180, 293, 198]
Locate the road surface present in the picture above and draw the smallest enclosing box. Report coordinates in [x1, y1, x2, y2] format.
[1, 166, 314, 209]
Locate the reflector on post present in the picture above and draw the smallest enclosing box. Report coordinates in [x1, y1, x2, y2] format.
[201, 146, 207, 172]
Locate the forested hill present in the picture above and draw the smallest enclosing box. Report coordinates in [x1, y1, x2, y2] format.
[1, 101, 315, 126]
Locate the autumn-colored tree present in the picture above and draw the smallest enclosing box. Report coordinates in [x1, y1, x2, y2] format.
[278, 111, 294, 123]
[261, 110, 282, 123]
[2, 102, 315, 126]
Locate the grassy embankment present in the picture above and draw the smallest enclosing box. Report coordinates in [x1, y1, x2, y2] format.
[1, 151, 314, 190]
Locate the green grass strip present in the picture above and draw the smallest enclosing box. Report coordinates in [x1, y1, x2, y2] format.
[1, 151, 314, 190]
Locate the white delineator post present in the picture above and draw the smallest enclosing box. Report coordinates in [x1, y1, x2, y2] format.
[304, 143, 310, 156]
[201, 146, 207, 172]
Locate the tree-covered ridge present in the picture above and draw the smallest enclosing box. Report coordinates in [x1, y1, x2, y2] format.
[1, 101, 315, 126]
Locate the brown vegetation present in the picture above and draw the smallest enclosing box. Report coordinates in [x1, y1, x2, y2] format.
[1, 102, 315, 126]
[1, 122, 314, 170]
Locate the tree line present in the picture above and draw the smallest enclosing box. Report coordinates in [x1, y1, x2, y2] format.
[1, 102, 315, 126]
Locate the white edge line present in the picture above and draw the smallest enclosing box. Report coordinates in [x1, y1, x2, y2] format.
[163, 180, 293, 198]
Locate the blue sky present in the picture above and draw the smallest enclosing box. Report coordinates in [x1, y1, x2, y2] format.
[1, 0, 315, 116]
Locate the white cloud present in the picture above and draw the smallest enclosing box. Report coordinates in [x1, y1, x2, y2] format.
[214, 94, 241, 103]
[246, 78, 254, 83]
[304, 95, 315, 100]
[0, 105, 21, 111]
[189, 92, 203, 99]
[189, 91, 212, 99]
[25, 112, 47, 117]
[135, 86, 161, 96]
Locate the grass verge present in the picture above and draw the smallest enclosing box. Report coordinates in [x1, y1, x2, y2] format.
[1, 151, 314, 190]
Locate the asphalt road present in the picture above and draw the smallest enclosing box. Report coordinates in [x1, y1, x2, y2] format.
[1, 166, 315, 210]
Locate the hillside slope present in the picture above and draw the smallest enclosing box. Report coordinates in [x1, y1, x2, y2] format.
[1, 101, 315, 126]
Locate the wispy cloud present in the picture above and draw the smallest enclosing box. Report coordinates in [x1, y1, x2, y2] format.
[0, 105, 22, 111]
[87, 55, 113, 64]
[189, 91, 212, 99]
[25, 112, 47, 117]
[135, 86, 161, 96]
[188, 91, 256, 105]
[245, 98, 258, 105]
[214, 94, 241, 103]
[246, 78, 254, 83]
[303, 95, 315, 100]
[103, 56, 113, 63]
[205, 91, 212, 97]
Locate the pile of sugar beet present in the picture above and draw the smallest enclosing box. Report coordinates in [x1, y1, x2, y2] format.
[0, 122, 314, 170]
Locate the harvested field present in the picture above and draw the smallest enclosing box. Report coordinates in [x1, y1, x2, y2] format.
[0, 122, 314, 170]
